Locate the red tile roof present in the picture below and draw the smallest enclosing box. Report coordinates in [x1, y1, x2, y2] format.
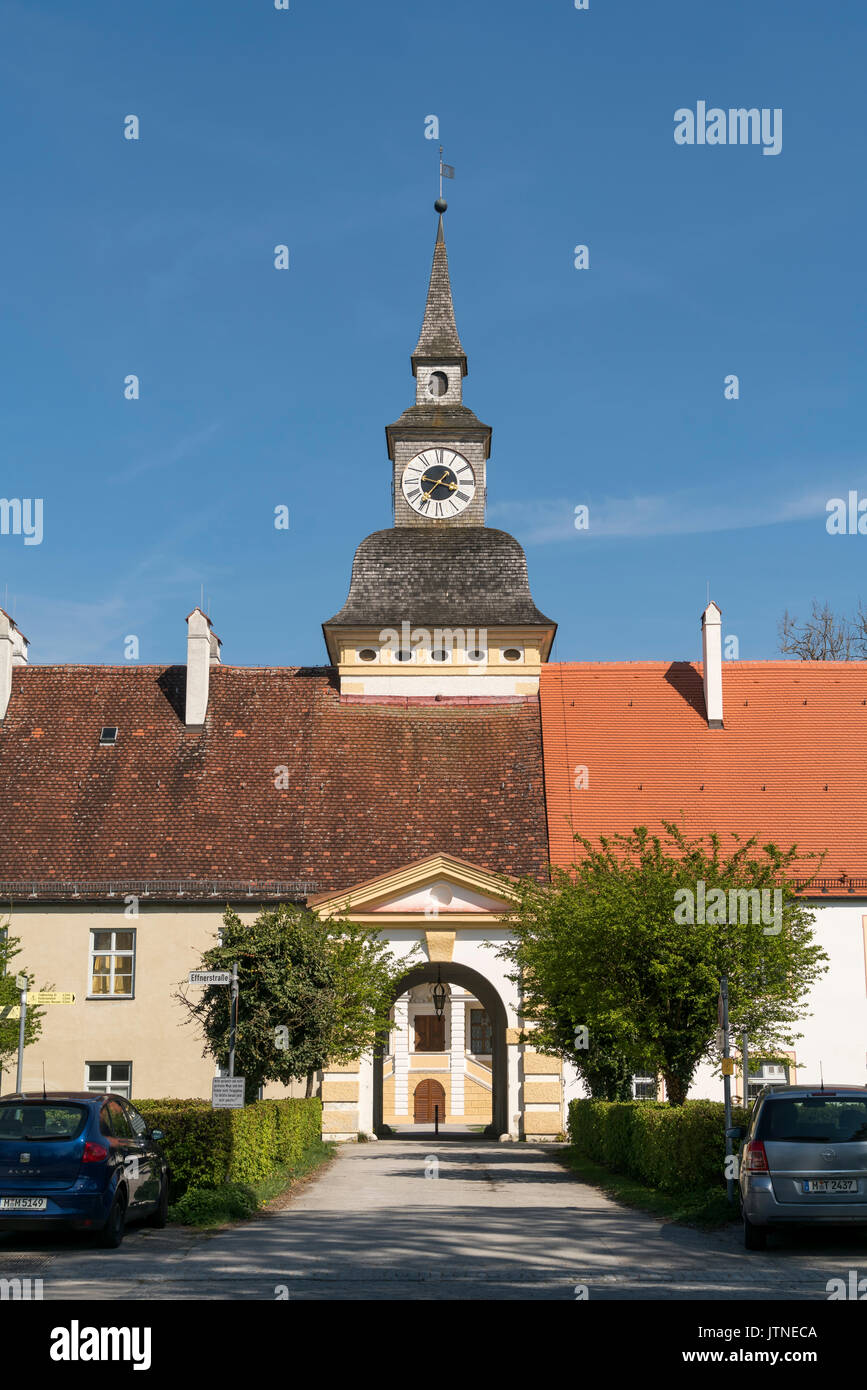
[0, 666, 547, 898]
[541, 661, 867, 895]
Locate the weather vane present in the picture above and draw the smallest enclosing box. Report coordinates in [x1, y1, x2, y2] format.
[435, 145, 454, 213]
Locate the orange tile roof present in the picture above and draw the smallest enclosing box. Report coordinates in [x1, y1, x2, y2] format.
[540, 661, 867, 895]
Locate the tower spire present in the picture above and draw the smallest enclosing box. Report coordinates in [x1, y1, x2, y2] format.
[411, 201, 467, 378]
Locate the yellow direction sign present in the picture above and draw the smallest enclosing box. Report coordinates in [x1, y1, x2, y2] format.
[0, 1006, 22, 1022]
[26, 992, 75, 1005]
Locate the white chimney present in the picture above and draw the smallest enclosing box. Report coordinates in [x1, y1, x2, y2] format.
[701, 601, 724, 729]
[0, 608, 28, 720]
[185, 607, 221, 727]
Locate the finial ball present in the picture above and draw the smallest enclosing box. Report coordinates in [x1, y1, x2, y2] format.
[434, 197, 448, 214]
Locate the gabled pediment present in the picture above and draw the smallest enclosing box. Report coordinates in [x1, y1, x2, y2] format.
[309, 853, 516, 922]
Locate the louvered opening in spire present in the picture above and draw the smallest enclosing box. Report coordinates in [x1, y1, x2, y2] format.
[411, 215, 468, 377]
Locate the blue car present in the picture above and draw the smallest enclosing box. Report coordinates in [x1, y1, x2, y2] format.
[0, 1092, 168, 1248]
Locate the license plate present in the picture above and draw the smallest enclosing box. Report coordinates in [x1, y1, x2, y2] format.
[802, 1179, 858, 1194]
[0, 1197, 48, 1211]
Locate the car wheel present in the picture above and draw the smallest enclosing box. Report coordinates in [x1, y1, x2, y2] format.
[743, 1214, 767, 1251]
[99, 1190, 127, 1249]
[146, 1175, 168, 1229]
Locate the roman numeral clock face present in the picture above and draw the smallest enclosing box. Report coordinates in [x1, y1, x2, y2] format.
[401, 449, 475, 519]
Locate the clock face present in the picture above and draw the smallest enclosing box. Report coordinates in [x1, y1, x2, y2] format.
[402, 449, 475, 519]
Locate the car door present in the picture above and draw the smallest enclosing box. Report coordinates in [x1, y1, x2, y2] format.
[103, 1098, 145, 1209]
[121, 1100, 159, 1208]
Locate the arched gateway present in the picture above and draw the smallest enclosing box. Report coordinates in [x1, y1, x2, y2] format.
[310, 854, 565, 1142]
[374, 960, 509, 1136]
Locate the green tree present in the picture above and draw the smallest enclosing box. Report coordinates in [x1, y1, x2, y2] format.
[180, 903, 407, 1103]
[498, 825, 828, 1105]
[0, 922, 45, 1088]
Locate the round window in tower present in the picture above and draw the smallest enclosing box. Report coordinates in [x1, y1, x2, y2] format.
[430, 648, 449, 663]
[395, 649, 414, 663]
[502, 647, 524, 663]
[357, 648, 378, 663]
[428, 371, 449, 398]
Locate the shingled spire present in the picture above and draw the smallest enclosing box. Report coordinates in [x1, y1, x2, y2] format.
[411, 214, 468, 378]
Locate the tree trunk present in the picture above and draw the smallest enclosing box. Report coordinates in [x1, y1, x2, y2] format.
[663, 1071, 689, 1106]
[305, 1069, 315, 1098]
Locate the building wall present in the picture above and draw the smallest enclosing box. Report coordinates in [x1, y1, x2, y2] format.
[0, 902, 302, 1100]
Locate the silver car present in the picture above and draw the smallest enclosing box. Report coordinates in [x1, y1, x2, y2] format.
[733, 1084, 867, 1250]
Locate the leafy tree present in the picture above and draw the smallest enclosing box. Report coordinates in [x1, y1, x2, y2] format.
[180, 904, 407, 1103]
[0, 922, 44, 1089]
[498, 825, 828, 1105]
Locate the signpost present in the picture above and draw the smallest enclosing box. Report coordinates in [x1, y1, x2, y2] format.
[720, 977, 734, 1203]
[1, 987, 76, 1089]
[15, 974, 27, 1093]
[188, 965, 243, 1105]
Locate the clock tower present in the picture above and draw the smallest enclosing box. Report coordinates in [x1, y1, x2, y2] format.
[323, 203, 556, 697]
[387, 210, 491, 527]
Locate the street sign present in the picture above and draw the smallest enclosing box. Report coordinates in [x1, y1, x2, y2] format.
[14, 974, 27, 991]
[189, 971, 232, 986]
[721, 1058, 735, 1076]
[212, 1077, 245, 1109]
[26, 992, 75, 1006]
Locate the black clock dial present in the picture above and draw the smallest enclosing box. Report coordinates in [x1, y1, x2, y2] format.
[420, 465, 458, 500]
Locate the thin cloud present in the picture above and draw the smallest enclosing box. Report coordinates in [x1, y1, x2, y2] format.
[489, 484, 853, 543]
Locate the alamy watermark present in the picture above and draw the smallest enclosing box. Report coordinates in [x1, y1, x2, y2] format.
[0, 498, 42, 546]
[674, 880, 782, 936]
[674, 103, 782, 157]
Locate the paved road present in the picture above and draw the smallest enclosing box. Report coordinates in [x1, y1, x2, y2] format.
[2, 1140, 866, 1300]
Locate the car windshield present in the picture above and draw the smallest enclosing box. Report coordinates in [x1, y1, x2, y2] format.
[0, 1103, 87, 1141]
[758, 1097, 867, 1144]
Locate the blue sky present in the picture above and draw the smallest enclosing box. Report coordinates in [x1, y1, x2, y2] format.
[2, 0, 865, 667]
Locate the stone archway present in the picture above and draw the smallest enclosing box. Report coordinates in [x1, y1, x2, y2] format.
[373, 961, 509, 1137]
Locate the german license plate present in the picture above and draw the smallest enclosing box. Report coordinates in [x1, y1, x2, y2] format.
[0, 1197, 47, 1210]
[802, 1179, 858, 1194]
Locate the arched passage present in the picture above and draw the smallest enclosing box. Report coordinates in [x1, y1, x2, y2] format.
[373, 961, 509, 1137]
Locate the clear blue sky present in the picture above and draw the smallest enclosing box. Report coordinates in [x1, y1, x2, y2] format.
[2, 0, 865, 667]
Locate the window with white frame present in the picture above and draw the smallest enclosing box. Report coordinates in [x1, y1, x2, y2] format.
[632, 1075, 657, 1101]
[747, 1060, 789, 1102]
[85, 1061, 132, 1098]
[89, 929, 135, 997]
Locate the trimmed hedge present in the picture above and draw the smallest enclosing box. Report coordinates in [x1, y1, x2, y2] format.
[135, 1096, 323, 1200]
[567, 1097, 748, 1193]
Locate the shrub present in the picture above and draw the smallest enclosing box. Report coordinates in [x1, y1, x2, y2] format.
[136, 1096, 322, 1200]
[567, 1098, 748, 1193]
[169, 1184, 260, 1225]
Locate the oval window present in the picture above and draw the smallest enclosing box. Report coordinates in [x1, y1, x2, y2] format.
[430, 649, 449, 663]
[428, 371, 448, 398]
[502, 648, 523, 663]
[358, 648, 378, 663]
[467, 649, 487, 664]
[395, 649, 413, 663]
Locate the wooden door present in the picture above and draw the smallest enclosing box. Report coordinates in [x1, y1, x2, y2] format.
[414, 1078, 446, 1123]
[414, 1014, 445, 1052]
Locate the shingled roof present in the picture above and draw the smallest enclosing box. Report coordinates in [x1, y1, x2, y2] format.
[411, 215, 467, 375]
[323, 527, 557, 633]
[541, 660, 867, 894]
[0, 665, 548, 900]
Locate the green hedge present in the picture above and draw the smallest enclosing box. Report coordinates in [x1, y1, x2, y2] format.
[567, 1097, 749, 1193]
[135, 1096, 323, 1199]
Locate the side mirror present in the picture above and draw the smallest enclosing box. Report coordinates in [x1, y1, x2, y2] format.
[149, 1129, 164, 1142]
[726, 1125, 745, 1142]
